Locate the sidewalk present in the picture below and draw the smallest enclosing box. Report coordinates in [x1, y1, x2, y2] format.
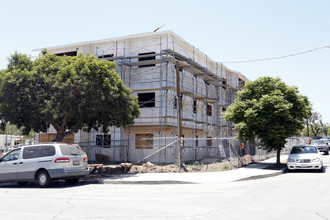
[100, 155, 288, 184]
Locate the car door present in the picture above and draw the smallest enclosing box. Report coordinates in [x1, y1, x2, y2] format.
[17, 146, 40, 180]
[0, 148, 21, 182]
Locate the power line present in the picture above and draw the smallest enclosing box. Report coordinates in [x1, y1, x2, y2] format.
[222, 45, 330, 64]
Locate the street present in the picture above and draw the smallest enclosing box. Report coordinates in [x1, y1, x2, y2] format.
[1, 155, 330, 220]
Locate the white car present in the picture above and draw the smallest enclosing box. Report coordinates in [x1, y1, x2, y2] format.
[0, 143, 89, 187]
[287, 145, 323, 172]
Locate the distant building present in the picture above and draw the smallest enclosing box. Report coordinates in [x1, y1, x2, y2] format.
[34, 30, 248, 163]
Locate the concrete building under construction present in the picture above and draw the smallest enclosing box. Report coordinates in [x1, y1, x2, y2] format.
[34, 30, 248, 164]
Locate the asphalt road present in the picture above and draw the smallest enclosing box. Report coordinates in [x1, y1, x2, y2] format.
[1, 155, 330, 220]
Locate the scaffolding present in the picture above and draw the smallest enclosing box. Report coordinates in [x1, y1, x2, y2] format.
[41, 31, 248, 164]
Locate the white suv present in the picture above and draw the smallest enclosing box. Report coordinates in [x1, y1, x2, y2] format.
[0, 143, 89, 187]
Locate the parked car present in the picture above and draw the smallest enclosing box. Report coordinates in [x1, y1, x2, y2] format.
[310, 139, 329, 155]
[0, 143, 89, 187]
[321, 138, 330, 151]
[287, 145, 323, 172]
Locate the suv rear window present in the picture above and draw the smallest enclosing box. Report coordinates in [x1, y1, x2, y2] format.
[60, 145, 85, 156]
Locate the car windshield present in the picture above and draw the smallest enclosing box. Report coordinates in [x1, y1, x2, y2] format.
[311, 140, 324, 145]
[290, 146, 317, 154]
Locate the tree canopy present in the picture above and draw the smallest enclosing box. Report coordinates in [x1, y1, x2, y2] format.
[307, 112, 327, 138]
[223, 76, 312, 166]
[0, 51, 140, 142]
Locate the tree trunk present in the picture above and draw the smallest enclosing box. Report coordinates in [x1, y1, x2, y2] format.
[52, 132, 65, 142]
[276, 148, 281, 167]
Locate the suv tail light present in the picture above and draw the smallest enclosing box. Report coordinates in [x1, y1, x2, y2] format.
[83, 157, 88, 162]
[55, 158, 70, 163]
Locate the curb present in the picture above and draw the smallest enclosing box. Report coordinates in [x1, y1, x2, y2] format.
[236, 167, 287, 182]
[102, 180, 196, 185]
[99, 168, 288, 185]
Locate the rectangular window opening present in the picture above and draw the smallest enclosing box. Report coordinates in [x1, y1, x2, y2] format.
[193, 100, 197, 114]
[135, 134, 153, 149]
[98, 54, 114, 59]
[96, 134, 111, 148]
[55, 51, 77, 57]
[138, 92, 155, 108]
[222, 80, 227, 90]
[207, 136, 212, 147]
[138, 52, 156, 68]
[207, 104, 212, 116]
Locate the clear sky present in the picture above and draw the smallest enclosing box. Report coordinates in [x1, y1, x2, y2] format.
[1, 0, 330, 121]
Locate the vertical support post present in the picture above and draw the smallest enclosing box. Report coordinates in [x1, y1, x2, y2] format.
[5, 123, 8, 148]
[159, 37, 163, 162]
[176, 61, 182, 168]
[113, 126, 116, 162]
[92, 128, 95, 163]
[100, 125, 103, 163]
[120, 127, 123, 161]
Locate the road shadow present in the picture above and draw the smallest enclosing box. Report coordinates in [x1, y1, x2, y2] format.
[0, 179, 103, 189]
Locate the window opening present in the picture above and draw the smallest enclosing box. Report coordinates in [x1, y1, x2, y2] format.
[55, 51, 77, 56]
[138, 92, 155, 108]
[174, 97, 177, 109]
[207, 104, 212, 116]
[193, 100, 197, 113]
[98, 54, 114, 59]
[135, 134, 153, 149]
[207, 136, 212, 147]
[96, 134, 111, 148]
[138, 52, 156, 67]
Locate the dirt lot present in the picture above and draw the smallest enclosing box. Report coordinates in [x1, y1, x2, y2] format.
[88, 154, 278, 175]
[128, 161, 232, 173]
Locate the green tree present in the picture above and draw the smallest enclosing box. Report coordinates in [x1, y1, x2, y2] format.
[0, 51, 140, 142]
[223, 77, 312, 166]
[308, 112, 325, 138]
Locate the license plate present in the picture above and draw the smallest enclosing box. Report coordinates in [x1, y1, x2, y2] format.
[301, 164, 307, 168]
[73, 161, 80, 166]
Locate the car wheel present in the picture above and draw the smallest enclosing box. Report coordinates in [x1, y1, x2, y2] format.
[319, 166, 325, 173]
[326, 150, 329, 155]
[17, 182, 28, 186]
[66, 178, 80, 185]
[36, 170, 52, 187]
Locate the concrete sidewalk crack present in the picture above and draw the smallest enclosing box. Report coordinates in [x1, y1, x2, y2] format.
[51, 193, 75, 220]
[315, 212, 329, 220]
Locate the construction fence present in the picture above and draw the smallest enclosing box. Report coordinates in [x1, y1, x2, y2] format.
[82, 136, 307, 168]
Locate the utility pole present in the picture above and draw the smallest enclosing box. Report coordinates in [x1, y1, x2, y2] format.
[176, 61, 183, 168]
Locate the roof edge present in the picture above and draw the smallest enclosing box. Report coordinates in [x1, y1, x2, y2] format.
[32, 30, 175, 52]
